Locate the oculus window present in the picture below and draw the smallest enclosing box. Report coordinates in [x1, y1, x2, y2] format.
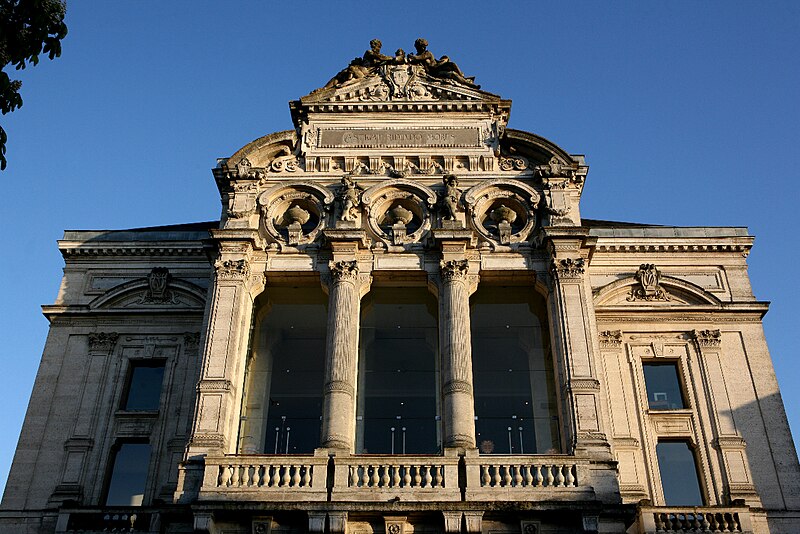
[471, 286, 560, 454]
[656, 440, 704, 506]
[105, 442, 151, 506]
[358, 287, 439, 454]
[122, 360, 165, 411]
[239, 287, 327, 454]
[643, 362, 686, 410]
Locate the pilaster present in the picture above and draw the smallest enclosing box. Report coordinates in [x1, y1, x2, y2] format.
[545, 228, 611, 459]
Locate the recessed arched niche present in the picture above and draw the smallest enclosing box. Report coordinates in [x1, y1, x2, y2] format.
[361, 179, 437, 247]
[257, 182, 334, 246]
[464, 179, 541, 245]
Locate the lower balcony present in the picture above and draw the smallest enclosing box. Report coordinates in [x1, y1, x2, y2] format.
[633, 505, 754, 534]
[199, 453, 596, 503]
[55, 508, 162, 533]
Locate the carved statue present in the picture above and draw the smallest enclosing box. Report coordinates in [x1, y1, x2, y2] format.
[321, 39, 393, 90]
[407, 38, 480, 89]
[439, 174, 461, 220]
[337, 174, 363, 221]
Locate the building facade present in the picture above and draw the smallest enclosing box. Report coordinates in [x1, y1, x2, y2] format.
[2, 40, 799, 534]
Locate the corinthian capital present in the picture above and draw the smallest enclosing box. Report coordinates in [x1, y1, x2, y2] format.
[214, 258, 249, 280]
[440, 259, 469, 282]
[693, 329, 722, 348]
[329, 260, 360, 282]
[88, 332, 119, 352]
[550, 257, 585, 279]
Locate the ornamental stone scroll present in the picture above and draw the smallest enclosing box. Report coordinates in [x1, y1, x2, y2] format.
[361, 179, 437, 246]
[257, 182, 334, 247]
[463, 179, 540, 246]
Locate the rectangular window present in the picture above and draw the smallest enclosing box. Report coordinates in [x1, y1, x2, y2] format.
[642, 362, 686, 410]
[105, 442, 151, 506]
[656, 441, 704, 506]
[122, 361, 165, 411]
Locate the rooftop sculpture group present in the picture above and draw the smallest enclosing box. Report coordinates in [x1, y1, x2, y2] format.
[320, 38, 480, 91]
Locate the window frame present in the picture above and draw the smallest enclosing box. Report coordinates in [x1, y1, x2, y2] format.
[102, 439, 153, 507]
[119, 358, 167, 412]
[641, 359, 690, 412]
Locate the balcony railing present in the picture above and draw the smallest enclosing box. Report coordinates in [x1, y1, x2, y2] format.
[55, 508, 160, 533]
[200, 453, 595, 502]
[634, 506, 754, 534]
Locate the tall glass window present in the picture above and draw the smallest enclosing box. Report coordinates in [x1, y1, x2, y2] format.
[121, 360, 165, 411]
[471, 286, 560, 454]
[358, 287, 439, 454]
[643, 362, 686, 410]
[656, 441, 704, 505]
[105, 442, 151, 506]
[239, 287, 327, 454]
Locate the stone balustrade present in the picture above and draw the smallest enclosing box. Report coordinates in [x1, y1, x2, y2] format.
[635, 506, 753, 534]
[200, 455, 330, 502]
[198, 453, 595, 502]
[55, 508, 159, 533]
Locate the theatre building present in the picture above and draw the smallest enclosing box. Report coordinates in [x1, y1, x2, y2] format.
[2, 40, 799, 534]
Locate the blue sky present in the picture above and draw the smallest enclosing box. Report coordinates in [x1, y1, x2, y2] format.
[1, 1, 799, 489]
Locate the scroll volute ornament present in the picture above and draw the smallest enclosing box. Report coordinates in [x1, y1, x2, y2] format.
[361, 179, 437, 246]
[464, 179, 540, 246]
[257, 182, 333, 247]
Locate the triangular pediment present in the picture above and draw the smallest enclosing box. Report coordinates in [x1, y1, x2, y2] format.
[300, 65, 502, 105]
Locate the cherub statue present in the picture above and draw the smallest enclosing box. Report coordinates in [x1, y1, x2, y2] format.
[407, 38, 480, 89]
[439, 174, 461, 220]
[337, 174, 364, 222]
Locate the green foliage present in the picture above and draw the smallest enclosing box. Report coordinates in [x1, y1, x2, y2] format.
[0, 0, 67, 170]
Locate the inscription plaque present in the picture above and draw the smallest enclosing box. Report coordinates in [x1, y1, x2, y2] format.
[318, 128, 480, 149]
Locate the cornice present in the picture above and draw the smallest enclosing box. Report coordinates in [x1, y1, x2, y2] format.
[592, 241, 752, 255]
[59, 243, 207, 258]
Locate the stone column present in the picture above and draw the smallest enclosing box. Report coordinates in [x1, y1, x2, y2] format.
[439, 259, 478, 449]
[546, 232, 611, 459]
[320, 260, 370, 451]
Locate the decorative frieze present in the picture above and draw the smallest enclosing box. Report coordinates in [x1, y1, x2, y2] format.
[329, 260, 360, 282]
[87, 332, 119, 352]
[440, 259, 469, 282]
[598, 330, 623, 348]
[550, 257, 585, 279]
[693, 329, 722, 348]
[214, 259, 249, 280]
[627, 263, 670, 302]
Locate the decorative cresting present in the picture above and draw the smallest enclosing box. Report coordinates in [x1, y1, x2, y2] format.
[464, 179, 540, 245]
[627, 263, 670, 302]
[257, 182, 334, 246]
[321, 260, 370, 451]
[438, 259, 477, 449]
[361, 179, 437, 246]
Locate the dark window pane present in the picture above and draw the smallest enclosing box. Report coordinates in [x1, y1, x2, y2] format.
[105, 443, 151, 506]
[240, 287, 327, 454]
[471, 286, 560, 454]
[656, 441, 704, 506]
[358, 287, 438, 454]
[123, 362, 165, 411]
[643, 363, 686, 410]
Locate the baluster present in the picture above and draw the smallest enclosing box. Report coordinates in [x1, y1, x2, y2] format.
[502, 465, 513, 486]
[481, 465, 491, 486]
[555, 464, 566, 487]
[251, 465, 261, 487]
[269, 465, 279, 487]
[240, 465, 251, 487]
[280, 465, 290, 486]
[534, 464, 544, 486]
[523, 465, 533, 486]
[652, 513, 662, 531]
[380, 465, 390, 487]
[434, 465, 443, 487]
[370, 465, 380, 487]
[361, 465, 371, 487]
[403, 465, 412, 487]
[732, 512, 742, 531]
[513, 465, 523, 486]
[302, 465, 312, 487]
[424, 465, 433, 487]
[724, 512, 735, 532]
[219, 465, 231, 487]
[391, 465, 400, 487]
[670, 514, 680, 531]
[699, 512, 710, 530]
[544, 465, 555, 486]
[291, 465, 301, 486]
[490, 465, 500, 487]
[565, 464, 575, 487]
[231, 464, 240, 487]
[413, 465, 422, 486]
[689, 512, 701, 531]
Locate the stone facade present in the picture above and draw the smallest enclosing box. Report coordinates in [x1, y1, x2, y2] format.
[1, 40, 799, 534]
